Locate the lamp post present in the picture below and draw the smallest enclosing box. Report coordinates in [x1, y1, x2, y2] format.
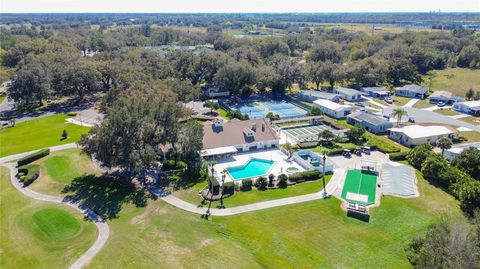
[322, 151, 327, 198]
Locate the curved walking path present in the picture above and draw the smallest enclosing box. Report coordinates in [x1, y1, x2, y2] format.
[159, 168, 345, 216]
[1, 162, 109, 269]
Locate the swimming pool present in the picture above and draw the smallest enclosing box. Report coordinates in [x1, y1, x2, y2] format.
[227, 158, 274, 180]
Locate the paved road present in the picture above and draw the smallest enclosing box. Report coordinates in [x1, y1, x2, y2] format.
[1, 163, 109, 269]
[382, 107, 480, 132]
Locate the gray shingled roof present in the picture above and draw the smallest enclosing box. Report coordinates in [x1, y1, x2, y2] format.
[334, 87, 363, 96]
[396, 84, 428, 94]
[348, 111, 391, 126]
[299, 90, 340, 100]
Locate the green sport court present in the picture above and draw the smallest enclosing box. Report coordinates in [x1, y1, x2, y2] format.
[341, 169, 377, 205]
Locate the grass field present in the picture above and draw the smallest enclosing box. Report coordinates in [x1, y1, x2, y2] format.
[174, 176, 331, 208]
[29, 148, 101, 196]
[86, 167, 464, 268]
[0, 95, 5, 104]
[458, 131, 480, 143]
[0, 167, 97, 269]
[0, 114, 91, 157]
[412, 98, 434, 109]
[460, 116, 480, 126]
[434, 108, 461, 116]
[422, 68, 480, 97]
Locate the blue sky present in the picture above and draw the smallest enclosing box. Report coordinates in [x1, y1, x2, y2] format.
[1, 0, 479, 13]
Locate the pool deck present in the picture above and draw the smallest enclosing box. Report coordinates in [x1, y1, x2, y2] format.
[213, 148, 305, 182]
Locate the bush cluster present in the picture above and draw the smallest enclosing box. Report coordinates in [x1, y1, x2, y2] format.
[297, 141, 318, 149]
[66, 111, 78, 116]
[389, 151, 409, 161]
[162, 160, 187, 171]
[17, 148, 50, 166]
[288, 170, 321, 183]
[367, 136, 401, 153]
[17, 164, 40, 186]
[223, 181, 235, 196]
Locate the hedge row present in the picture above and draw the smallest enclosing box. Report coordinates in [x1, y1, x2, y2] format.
[297, 141, 318, 149]
[288, 170, 321, 183]
[18, 164, 40, 186]
[17, 149, 50, 166]
[389, 151, 409, 161]
[367, 137, 401, 153]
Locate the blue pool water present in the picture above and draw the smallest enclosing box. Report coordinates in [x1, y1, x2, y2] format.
[227, 100, 307, 119]
[228, 158, 275, 180]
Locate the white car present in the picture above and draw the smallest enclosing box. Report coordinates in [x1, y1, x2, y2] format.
[384, 97, 393, 104]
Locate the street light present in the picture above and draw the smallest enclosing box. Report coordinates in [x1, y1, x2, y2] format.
[322, 151, 327, 198]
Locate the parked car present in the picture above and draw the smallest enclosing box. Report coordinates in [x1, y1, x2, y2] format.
[408, 117, 415, 123]
[355, 102, 365, 107]
[437, 101, 446, 107]
[384, 97, 393, 104]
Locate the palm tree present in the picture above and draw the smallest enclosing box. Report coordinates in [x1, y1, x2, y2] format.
[391, 108, 408, 127]
[437, 137, 452, 156]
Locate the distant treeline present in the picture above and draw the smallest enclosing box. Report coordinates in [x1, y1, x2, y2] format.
[1, 13, 479, 29]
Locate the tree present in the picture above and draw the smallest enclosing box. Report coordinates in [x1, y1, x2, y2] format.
[407, 144, 434, 169]
[79, 87, 198, 173]
[391, 108, 408, 127]
[265, 112, 280, 121]
[457, 45, 480, 68]
[203, 100, 220, 113]
[307, 61, 324, 90]
[387, 58, 420, 86]
[346, 124, 366, 142]
[214, 61, 256, 96]
[453, 147, 480, 180]
[308, 41, 342, 63]
[465, 88, 475, 101]
[226, 110, 248, 120]
[61, 129, 68, 140]
[178, 121, 204, 168]
[318, 129, 335, 145]
[437, 137, 452, 157]
[64, 61, 99, 100]
[406, 218, 480, 269]
[308, 106, 323, 116]
[277, 174, 288, 189]
[9, 60, 52, 105]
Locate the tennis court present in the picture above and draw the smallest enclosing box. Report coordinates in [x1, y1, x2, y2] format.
[226, 99, 307, 119]
[341, 169, 377, 205]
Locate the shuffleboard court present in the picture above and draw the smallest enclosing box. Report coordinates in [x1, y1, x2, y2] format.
[341, 169, 377, 205]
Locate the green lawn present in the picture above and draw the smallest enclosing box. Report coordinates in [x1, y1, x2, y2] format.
[86, 167, 464, 268]
[0, 95, 6, 104]
[421, 68, 480, 97]
[308, 142, 358, 154]
[29, 148, 101, 196]
[459, 116, 480, 126]
[378, 95, 411, 106]
[458, 131, 480, 143]
[0, 167, 97, 269]
[174, 176, 331, 208]
[434, 108, 461, 116]
[215, 108, 228, 118]
[412, 98, 434, 109]
[0, 114, 91, 157]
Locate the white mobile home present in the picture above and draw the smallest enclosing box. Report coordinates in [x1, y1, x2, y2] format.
[312, 99, 353, 119]
[388, 125, 453, 147]
[333, 87, 363, 101]
[298, 90, 341, 102]
[453, 100, 480, 116]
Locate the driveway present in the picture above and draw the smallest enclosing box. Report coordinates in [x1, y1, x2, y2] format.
[328, 151, 390, 170]
[403, 98, 420, 108]
[382, 107, 480, 132]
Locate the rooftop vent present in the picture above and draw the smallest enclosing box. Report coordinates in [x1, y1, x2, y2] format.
[251, 122, 257, 131]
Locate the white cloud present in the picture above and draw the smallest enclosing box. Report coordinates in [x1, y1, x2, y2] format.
[1, 0, 479, 13]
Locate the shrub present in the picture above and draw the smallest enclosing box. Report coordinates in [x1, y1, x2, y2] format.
[367, 136, 401, 153]
[297, 141, 318, 149]
[66, 111, 78, 116]
[17, 149, 50, 166]
[162, 160, 187, 171]
[389, 151, 409, 161]
[327, 148, 344, 156]
[223, 181, 235, 196]
[61, 129, 68, 140]
[255, 176, 267, 190]
[241, 178, 252, 191]
[268, 174, 275, 187]
[288, 170, 321, 183]
[407, 144, 434, 169]
[17, 164, 40, 186]
[277, 174, 288, 188]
